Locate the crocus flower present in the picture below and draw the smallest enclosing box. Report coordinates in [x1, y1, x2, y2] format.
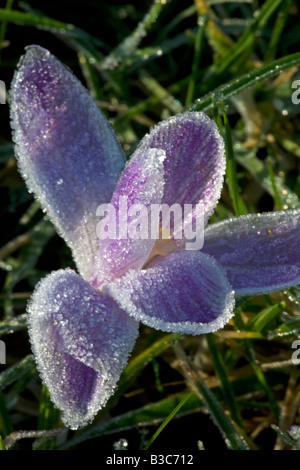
[10, 46, 300, 429]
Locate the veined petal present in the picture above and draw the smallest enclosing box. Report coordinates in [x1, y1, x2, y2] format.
[103, 251, 235, 335]
[27, 269, 139, 429]
[93, 148, 166, 286]
[202, 210, 300, 296]
[132, 112, 225, 245]
[10, 46, 125, 280]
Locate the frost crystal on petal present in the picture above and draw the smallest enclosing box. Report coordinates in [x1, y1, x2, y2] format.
[9, 46, 125, 280]
[103, 250, 235, 335]
[94, 148, 166, 286]
[203, 209, 300, 296]
[27, 269, 139, 429]
[134, 112, 226, 243]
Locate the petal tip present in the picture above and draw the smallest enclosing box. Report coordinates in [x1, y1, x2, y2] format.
[104, 251, 235, 336]
[22, 44, 50, 61]
[27, 269, 139, 430]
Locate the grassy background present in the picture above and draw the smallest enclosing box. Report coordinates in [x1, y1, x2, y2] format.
[1, 0, 300, 451]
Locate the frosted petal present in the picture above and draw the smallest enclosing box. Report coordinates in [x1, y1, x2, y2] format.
[103, 250, 235, 335]
[133, 112, 225, 244]
[9, 46, 125, 280]
[27, 269, 139, 429]
[93, 148, 165, 286]
[202, 210, 300, 296]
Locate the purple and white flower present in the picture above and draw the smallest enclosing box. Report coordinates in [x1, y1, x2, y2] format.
[9, 46, 300, 429]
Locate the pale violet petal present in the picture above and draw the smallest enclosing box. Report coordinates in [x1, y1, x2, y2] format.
[9, 46, 125, 280]
[92, 148, 166, 286]
[27, 269, 139, 429]
[133, 112, 226, 246]
[103, 250, 235, 335]
[202, 209, 300, 296]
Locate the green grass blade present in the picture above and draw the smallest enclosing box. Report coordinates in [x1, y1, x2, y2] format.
[0, 391, 13, 438]
[120, 333, 182, 385]
[193, 373, 249, 450]
[0, 314, 27, 338]
[235, 147, 300, 209]
[194, 0, 234, 59]
[271, 425, 300, 450]
[0, 0, 14, 54]
[247, 303, 285, 333]
[215, 0, 283, 76]
[5, 367, 37, 407]
[272, 316, 300, 338]
[206, 334, 243, 428]
[78, 53, 104, 102]
[0, 8, 79, 33]
[156, 4, 197, 42]
[185, 14, 208, 106]
[0, 355, 35, 391]
[222, 103, 247, 216]
[265, 0, 290, 63]
[266, 159, 283, 210]
[0, 6, 105, 50]
[234, 312, 279, 420]
[59, 365, 285, 449]
[60, 368, 284, 449]
[119, 32, 194, 73]
[36, 385, 60, 450]
[2, 219, 55, 320]
[174, 344, 250, 450]
[186, 51, 300, 113]
[101, 0, 171, 71]
[138, 69, 183, 114]
[37, 385, 60, 431]
[143, 392, 193, 450]
[59, 392, 198, 449]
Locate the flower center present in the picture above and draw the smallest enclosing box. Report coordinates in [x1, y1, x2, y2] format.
[143, 227, 177, 269]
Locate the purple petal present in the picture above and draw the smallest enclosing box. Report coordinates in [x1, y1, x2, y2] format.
[27, 269, 139, 429]
[202, 210, 300, 296]
[10, 46, 125, 280]
[92, 148, 166, 286]
[133, 112, 225, 244]
[103, 250, 235, 335]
